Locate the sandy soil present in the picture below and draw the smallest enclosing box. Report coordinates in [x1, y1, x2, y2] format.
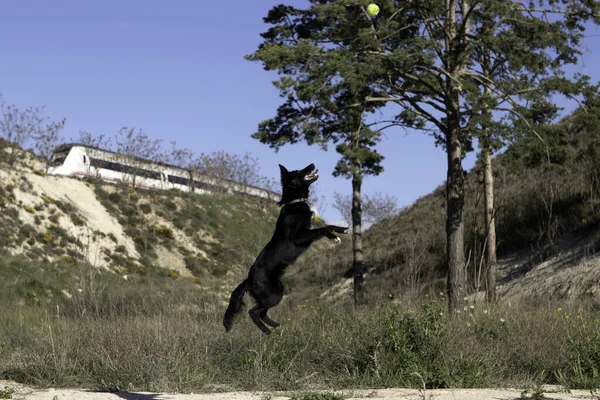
[1, 167, 140, 270]
[2, 381, 598, 400]
[27, 174, 141, 269]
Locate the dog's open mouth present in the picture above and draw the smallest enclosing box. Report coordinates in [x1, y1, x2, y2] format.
[304, 169, 319, 181]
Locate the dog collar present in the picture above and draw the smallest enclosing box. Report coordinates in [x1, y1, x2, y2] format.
[279, 198, 308, 208]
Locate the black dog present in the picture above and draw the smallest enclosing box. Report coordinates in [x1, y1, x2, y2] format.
[223, 163, 349, 334]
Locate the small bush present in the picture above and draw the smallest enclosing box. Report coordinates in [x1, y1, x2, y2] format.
[47, 225, 69, 242]
[42, 232, 53, 244]
[108, 192, 122, 204]
[0, 386, 14, 399]
[154, 225, 174, 239]
[19, 224, 36, 238]
[381, 300, 459, 388]
[210, 265, 227, 277]
[41, 194, 54, 205]
[184, 255, 208, 276]
[163, 199, 177, 211]
[187, 276, 202, 285]
[556, 307, 600, 389]
[70, 213, 85, 226]
[5, 207, 19, 221]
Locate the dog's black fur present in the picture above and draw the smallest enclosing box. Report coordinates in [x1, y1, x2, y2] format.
[223, 163, 349, 334]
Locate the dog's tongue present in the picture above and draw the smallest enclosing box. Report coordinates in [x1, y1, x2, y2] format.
[306, 169, 319, 180]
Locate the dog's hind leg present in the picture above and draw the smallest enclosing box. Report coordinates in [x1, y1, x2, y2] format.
[248, 290, 283, 335]
[260, 310, 280, 328]
[249, 305, 273, 334]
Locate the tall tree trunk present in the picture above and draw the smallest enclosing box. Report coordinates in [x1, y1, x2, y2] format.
[444, 0, 467, 310]
[480, 65, 497, 303]
[483, 139, 497, 303]
[445, 120, 466, 310]
[352, 171, 365, 305]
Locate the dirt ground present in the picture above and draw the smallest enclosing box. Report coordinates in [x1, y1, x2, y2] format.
[2, 381, 598, 400]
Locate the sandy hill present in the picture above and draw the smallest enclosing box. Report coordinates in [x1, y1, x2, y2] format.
[0, 144, 289, 303]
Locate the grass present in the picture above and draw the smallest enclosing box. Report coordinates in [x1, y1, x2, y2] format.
[1, 109, 600, 396]
[0, 256, 599, 394]
[0, 387, 13, 399]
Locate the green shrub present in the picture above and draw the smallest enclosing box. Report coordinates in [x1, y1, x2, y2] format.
[41, 194, 54, 205]
[184, 255, 208, 276]
[70, 213, 85, 226]
[108, 192, 122, 204]
[0, 386, 14, 399]
[163, 199, 177, 211]
[381, 300, 457, 388]
[556, 307, 600, 389]
[154, 225, 174, 239]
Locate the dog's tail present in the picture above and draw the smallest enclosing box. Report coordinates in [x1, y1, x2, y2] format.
[223, 279, 248, 332]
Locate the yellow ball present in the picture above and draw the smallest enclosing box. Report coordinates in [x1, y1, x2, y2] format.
[367, 4, 379, 16]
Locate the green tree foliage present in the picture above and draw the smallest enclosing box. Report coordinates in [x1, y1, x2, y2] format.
[247, 2, 419, 303]
[245, 2, 405, 175]
[366, 0, 598, 307]
[249, 0, 598, 309]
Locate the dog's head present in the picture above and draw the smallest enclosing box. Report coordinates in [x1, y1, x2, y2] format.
[278, 163, 318, 205]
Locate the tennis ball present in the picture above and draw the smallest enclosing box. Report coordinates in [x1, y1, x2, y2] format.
[367, 4, 379, 16]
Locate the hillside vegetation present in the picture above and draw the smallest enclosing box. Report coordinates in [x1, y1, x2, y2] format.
[288, 104, 600, 304]
[1, 110, 600, 395]
[0, 139, 287, 301]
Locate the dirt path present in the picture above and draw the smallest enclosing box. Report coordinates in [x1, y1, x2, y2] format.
[2, 381, 598, 400]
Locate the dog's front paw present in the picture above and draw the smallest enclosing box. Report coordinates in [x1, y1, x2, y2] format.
[329, 226, 349, 234]
[334, 237, 341, 243]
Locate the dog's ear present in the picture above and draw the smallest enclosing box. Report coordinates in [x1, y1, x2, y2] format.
[278, 164, 288, 177]
[303, 163, 315, 172]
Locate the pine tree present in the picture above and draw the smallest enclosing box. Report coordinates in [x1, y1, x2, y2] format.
[363, 0, 598, 308]
[249, 0, 598, 309]
[246, 2, 416, 303]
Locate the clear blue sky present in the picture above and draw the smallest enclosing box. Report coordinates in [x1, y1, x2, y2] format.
[1, 1, 598, 223]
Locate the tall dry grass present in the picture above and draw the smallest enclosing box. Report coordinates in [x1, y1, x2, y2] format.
[0, 257, 599, 393]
